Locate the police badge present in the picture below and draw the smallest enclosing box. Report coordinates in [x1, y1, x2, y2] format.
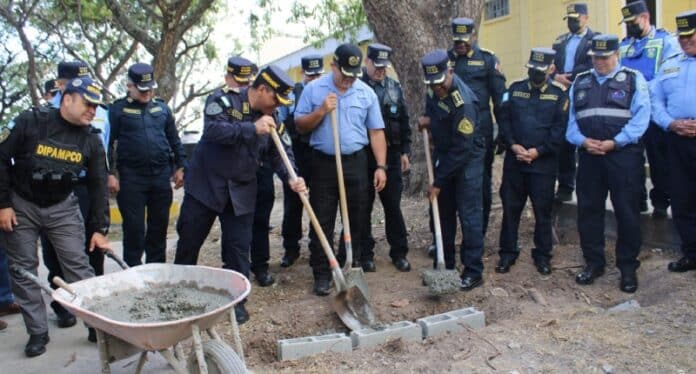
[615, 72, 627, 82]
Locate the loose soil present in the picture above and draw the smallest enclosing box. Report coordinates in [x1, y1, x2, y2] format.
[169, 159, 695, 373]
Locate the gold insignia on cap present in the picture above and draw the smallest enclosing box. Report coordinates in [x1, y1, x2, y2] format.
[677, 18, 689, 28]
[87, 85, 101, 95]
[261, 72, 280, 89]
[456, 25, 469, 33]
[239, 66, 252, 75]
[309, 60, 320, 68]
[378, 51, 388, 59]
[348, 56, 360, 67]
[78, 67, 90, 76]
[622, 8, 631, 17]
[532, 52, 545, 62]
[567, 5, 575, 12]
[142, 73, 152, 82]
[595, 40, 607, 50]
[425, 65, 439, 74]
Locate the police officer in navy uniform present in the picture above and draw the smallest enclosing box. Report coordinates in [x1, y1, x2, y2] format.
[619, 0, 681, 218]
[355, 43, 412, 272]
[448, 17, 506, 236]
[418, 50, 486, 290]
[43, 80, 59, 103]
[174, 65, 306, 323]
[551, 3, 599, 202]
[108, 63, 186, 267]
[224, 56, 254, 92]
[294, 44, 387, 296]
[651, 10, 696, 273]
[0, 77, 111, 357]
[566, 35, 651, 293]
[496, 48, 569, 275]
[278, 55, 324, 268]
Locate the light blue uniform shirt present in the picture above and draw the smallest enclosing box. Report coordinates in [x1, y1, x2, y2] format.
[566, 65, 651, 147]
[563, 28, 587, 73]
[619, 26, 681, 81]
[651, 53, 696, 130]
[52, 91, 110, 152]
[294, 73, 384, 155]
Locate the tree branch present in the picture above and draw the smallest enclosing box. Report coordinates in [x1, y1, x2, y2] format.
[103, 0, 158, 52]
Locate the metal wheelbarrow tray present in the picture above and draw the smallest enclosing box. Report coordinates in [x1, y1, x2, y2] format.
[52, 263, 251, 373]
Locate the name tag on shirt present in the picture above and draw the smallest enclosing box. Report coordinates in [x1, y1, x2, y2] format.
[540, 94, 559, 101]
[467, 60, 485, 66]
[512, 91, 530, 99]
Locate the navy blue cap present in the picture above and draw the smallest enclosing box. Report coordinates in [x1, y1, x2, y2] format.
[564, 3, 588, 19]
[526, 48, 556, 71]
[367, 43, 392, 67]
[127, 63, 158, 91]
[676, 10, 696, 36]
[588, 34, 620, 56]
[451, 17, 475, 41]
[333, 43, 363, 78]
[44, 79, 59, 94]
[620, 1, 648, 23]
[57, 61, 90, 80]
[226, 56, 254, 82]
[254, 64, 294, 105]
[63, 77, 103, 105]
[301, 55, 324, 75]
[421, 49, 450, 85]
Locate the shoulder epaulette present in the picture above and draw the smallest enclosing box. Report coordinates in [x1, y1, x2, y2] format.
[550, 80, 567, 91]
[620, 66, 640, 75]
[575, 70, 592, 78]
[154, 97, 165, 103]
[479, 47, 495, 56]
[509, 78, 527, 87]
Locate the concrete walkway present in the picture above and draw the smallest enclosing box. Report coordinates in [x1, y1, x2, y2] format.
[0, 239, 179, 373]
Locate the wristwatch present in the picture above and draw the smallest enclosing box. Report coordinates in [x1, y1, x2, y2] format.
[376, 165, 388, 172]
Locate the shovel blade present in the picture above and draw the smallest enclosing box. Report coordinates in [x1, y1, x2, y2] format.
[332, 286, 377, 331]
[344, 268, 370, 301]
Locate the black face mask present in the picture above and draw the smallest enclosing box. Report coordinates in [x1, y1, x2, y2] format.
[626, 23, 643, 38]
[567, 18, 581, 34]
[528, 68, 547, 85]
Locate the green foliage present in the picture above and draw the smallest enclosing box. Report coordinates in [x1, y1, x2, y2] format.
[287, 0, 367, 45]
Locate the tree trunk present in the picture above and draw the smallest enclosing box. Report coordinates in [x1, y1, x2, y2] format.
[362, 0, 484, 195]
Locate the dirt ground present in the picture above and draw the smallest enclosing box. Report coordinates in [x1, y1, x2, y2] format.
[185, 161, 695, 373]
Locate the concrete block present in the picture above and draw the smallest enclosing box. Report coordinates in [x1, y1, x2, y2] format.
[277, 333, 352, 361]
[350, 321, 421, 349]
[417, 307, 485, 338]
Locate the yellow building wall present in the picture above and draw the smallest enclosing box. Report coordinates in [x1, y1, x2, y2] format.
[661, 0, 696, 30]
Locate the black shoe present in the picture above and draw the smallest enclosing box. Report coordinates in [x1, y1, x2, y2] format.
[652, 207, 668, 219]
[254, 270, 275, 287]
[620, 270, 638, 293]
[234, 304, 249, 325]
[25, 333, 49, 357]
[640, 200, 649, 213]
[667, 257, 696, 272]
[575, 266, 605, 285]
[280, 252, 299, 268]
[87, 328, 97, 343]
[554, 190, 572, 202]
[494, 257, 515, 274]
[460, 275, 483, 291]
[313, 278, 331, 296]
[392, 258, 411, 272]
[427, 244, 436, 258]
[534, 259, 552, 275]
[51, 301, 76, 328]
[361, 260, 376, 272]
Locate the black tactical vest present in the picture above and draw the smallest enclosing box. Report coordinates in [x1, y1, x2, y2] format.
[375, 78, 403, 147]
[573, 69, 636, 141]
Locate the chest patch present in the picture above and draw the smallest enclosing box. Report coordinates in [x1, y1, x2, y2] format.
[149, 106, 162, 114]
[467, 60, 485, 66]
[35, 144, 83, 164]
[513, 91, 530, 99]
[540, 94, 558, 101]
[123, 108, 141, 115]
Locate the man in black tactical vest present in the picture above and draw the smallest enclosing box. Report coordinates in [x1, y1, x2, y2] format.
[0, 77, 111, 357]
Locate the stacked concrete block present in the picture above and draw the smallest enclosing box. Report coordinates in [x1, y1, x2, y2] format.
[277, 333, 352, 361]
[416, 307, 485, 338]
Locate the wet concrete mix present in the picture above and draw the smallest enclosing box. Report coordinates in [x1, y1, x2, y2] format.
[85, 281, 232, 323]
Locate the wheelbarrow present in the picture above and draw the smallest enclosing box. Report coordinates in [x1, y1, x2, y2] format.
[14, 257, 251, 374]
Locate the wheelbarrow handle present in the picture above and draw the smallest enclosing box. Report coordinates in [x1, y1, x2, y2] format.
[52, 276, 77, 299]
[103, 248, 129, 270]
[11, 265, 54, 295]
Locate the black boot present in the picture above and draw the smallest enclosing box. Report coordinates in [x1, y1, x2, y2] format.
[25, 332, 50, 357]
[51, 301, 76, 328]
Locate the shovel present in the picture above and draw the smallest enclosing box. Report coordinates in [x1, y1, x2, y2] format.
[330, 110, 370, 300]
[269, 127, 377, 330]
[420, 129, 460, 295]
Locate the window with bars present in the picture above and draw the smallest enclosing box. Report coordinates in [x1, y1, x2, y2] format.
[485, 0, 510, 20]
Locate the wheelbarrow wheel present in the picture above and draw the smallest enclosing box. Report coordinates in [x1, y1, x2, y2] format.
[187, 340, 246, 374]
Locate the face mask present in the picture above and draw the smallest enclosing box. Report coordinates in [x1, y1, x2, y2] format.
[567, 18, 581, 34]
[627, 23, 643, 38]
[528, 68, 547, 85]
